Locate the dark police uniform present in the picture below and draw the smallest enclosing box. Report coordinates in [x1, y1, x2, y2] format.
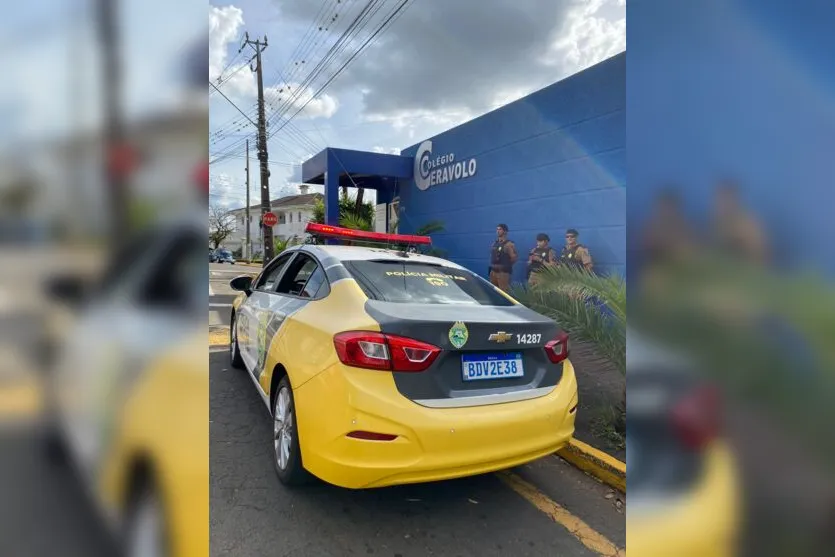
[489, 238, 517, 291]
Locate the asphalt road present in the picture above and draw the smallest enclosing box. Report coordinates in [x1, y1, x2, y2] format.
[210, 262, 259, 329]
[210, 350, 626, 557]
[0, 427, 117, 557]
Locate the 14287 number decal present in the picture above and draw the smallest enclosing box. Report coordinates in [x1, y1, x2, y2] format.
[516, 333, 541, 344]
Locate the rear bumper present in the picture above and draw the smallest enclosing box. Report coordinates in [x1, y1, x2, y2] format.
[627, 442, 740, 557]
[293, 359, 578, 489]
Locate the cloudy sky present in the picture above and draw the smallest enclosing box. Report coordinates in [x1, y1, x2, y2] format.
[209, 0, 625, 209]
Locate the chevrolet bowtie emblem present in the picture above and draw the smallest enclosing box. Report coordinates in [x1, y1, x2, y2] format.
[488, 331, 513, 343]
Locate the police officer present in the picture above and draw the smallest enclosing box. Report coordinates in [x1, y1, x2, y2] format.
[489, 224, 518, 291]
[560, 228, 593, 272]
[527, 233, 557, 284]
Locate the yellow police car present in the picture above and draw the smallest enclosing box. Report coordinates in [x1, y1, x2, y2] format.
[42, 216, 208, 557]
[626, 330, 739, 557]
[228, 223, 578, 489]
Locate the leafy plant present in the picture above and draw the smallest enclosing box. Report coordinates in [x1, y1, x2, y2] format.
[273, 236, 289, 255]
[511, 265, 626, 436]
[310, 196, 374, 226]
[512, 265, 625, 374]
[339, 212, 373, 232]
[415, 220, 445, 236]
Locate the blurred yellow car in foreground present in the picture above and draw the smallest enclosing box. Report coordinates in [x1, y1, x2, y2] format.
[627, 330, 740, 557]
[43, 217, 207, 557]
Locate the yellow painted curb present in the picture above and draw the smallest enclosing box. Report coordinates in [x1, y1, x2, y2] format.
[209, 327, 230, 347]
[0, 381, 43, 419]
[557, 438, 626, 493]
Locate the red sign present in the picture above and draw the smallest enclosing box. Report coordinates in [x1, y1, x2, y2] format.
[262, 212, 278, 227]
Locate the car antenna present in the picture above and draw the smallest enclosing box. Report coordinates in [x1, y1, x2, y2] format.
[394, 241, 412, 257]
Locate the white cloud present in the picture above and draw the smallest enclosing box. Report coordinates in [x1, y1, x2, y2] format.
[264, 83, 339, 120]
[209, 6, 339, 119]
[209, 5, 259, 99]
[371, 146, 401, 155]
[542, 0, 626, 74]
[209, 5, 244, 82]
[209, 171, 248, 208]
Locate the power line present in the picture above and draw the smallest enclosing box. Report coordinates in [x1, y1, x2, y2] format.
[209, 81, 258, 127]
[274, 0, 416, 135]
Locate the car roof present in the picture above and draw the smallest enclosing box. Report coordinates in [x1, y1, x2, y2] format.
[295, 244, 467, 270]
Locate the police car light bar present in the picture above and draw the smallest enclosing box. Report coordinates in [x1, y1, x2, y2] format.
[305, 223, 432, 245]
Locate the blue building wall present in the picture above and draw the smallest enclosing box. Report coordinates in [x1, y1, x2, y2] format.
[628, 0, 835, 276]
[396, 53, 625, 284]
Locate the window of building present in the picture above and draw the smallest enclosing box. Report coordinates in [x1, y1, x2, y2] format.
[289, 212, 293, 223]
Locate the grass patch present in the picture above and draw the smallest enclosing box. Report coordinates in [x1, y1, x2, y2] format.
[590, 403, 626, 452]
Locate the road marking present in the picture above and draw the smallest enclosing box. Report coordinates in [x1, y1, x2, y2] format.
[209, 284, 215, 296]
[0, 380, 42, 420]
[210, 303, 233, 308]
[497, 471, 624, 557]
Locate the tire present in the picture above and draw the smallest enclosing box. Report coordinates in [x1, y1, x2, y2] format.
[123, 476, 170, 557]
[272, 375, 309, 486]
[41, 376, 68, 465]
[230, 315, 244, 369]
[42, 420, 68, 465]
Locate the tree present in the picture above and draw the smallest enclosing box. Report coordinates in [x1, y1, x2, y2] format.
[209, 204, 236, 249]
[310, 195, 374, 227]
[273, 236, 289, 255]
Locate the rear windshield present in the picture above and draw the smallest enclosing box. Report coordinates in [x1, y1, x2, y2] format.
[343, 260, 514, 306]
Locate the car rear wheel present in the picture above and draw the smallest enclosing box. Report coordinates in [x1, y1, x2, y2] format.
[230, 316, 244, 369]
[272, 376, 308, 486]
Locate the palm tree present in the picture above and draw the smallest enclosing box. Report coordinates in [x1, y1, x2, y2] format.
[415, 220, 445, 236]
[339, 211, 373, 232]
[273, 236, 289, 256]
[511, 265, 626, 432]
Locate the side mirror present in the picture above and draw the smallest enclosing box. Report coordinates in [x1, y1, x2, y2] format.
[45, 274, 87, 305]
[230, 275, 253, 295]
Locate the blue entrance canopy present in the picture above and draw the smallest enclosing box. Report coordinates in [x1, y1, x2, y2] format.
[301, 147, 413, 226]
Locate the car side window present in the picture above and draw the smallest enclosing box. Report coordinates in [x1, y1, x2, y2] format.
[301, 265, 327, 298]
[275, 254, 320, 297]
[255, 253, 294, 292]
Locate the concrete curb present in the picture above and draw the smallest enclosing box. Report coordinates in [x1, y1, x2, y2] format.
[557, 438, 626, 493]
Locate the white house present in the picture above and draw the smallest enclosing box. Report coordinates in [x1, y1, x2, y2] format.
[24, 101, 207, 239]
[226, 185, 322, 258]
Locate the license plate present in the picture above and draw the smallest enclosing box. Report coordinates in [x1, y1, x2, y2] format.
[461, 352, 524, 381]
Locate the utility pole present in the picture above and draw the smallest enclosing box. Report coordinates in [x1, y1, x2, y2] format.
[96, 0, 129, 247]
[242, 32, 273, 265]
[245, 138, 250, 260]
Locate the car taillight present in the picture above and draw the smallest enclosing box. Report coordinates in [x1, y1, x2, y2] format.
[544, 331, 570, 364]
[333, 331, 440, 372]
[670, 385, 721, 450]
